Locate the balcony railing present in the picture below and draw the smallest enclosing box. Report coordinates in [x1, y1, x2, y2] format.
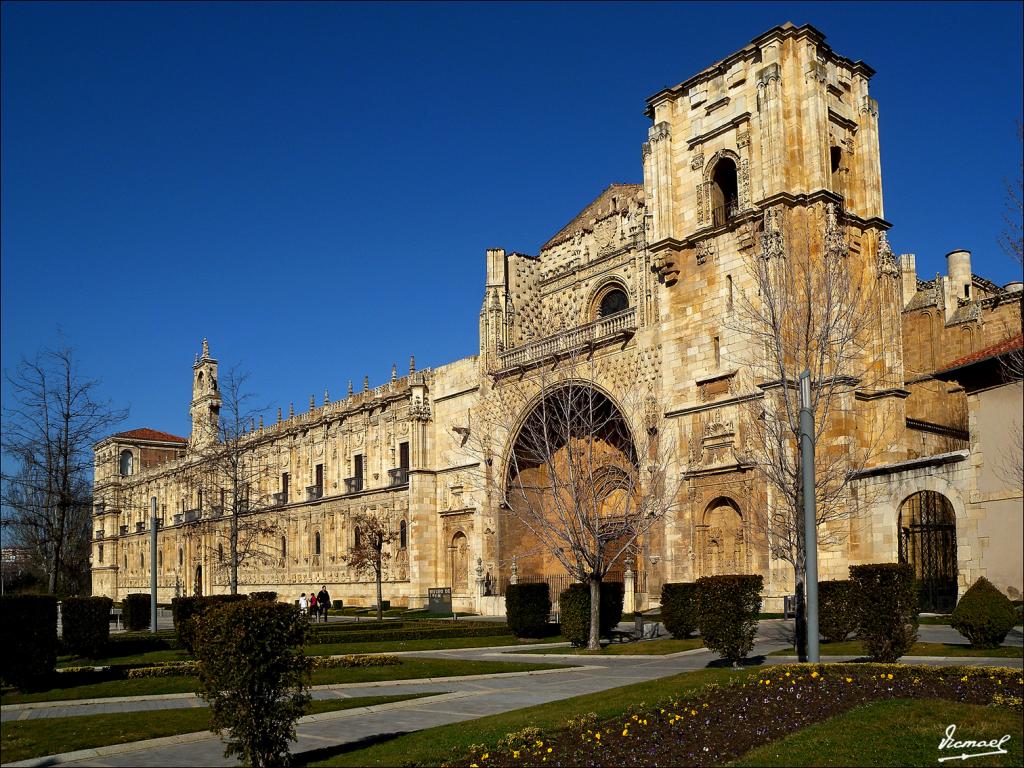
[183, 509, 201, 523]
[273, 491, 288, 506]
[135, 521, 145, 533]
[306, 484, 323, 501]
[344, 476, 363, 494]
[388, 468, 409, 487]
[711, 200, 739, 228]
[496, 307, 637, 372]
[173, 513, 183, 526]
[95, 530, 104, 540]
[119, 525, 129, 536]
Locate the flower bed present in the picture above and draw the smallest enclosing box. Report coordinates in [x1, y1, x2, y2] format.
[457, 664, 1023, 767]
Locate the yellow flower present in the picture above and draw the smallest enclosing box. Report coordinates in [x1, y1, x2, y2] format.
[642, 719, 648, 725]
[811, 671, 819, 679]
[880, 673, 886, 679]
[594, 733, 601, 740]
[961, 675, 969, 682]
[785, 671, 791, 677]
[513, 751, 520, 759]
[622, 729, 629, 737]
[887, 673, 893, 680]
[690, 709, 697, 716]
[703, 703, 709, 708]
[481, 754, 488, 761]
[845, 677, 853, 683]
[547, 748, 553, 754]
[471, 764, 478, 767]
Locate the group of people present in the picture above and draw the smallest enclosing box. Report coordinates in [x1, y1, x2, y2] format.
[298, 585, 331, 623]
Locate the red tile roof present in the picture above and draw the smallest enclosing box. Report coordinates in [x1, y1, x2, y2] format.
[939, 333, 1024, 373]
[114, 428, 188, 444]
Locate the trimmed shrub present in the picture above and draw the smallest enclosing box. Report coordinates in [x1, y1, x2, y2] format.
[505, 583, 552, 638]
[308, 654, 399, 669]
[127, 662, 199, 678]
[559, 582, 625, 647]
[695, 575, 763, 665]
[304, 625, 510, 645]
[249, 591, 278, 602]
[818, 580, 858, 643]
[950, 577, 1018, 649]
[332, 599, 344, 610]
[660, 582, 698, 639]
[172, 594, 248, 654]
[122, 593, 151, 631]
[196, 601, 310, 767]
[62, 596, 113, 658]
[850, 563, 918, 662]
[0, 594, 58, 690]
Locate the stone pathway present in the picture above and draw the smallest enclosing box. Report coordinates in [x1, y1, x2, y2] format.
[4, 621, 1020, 767]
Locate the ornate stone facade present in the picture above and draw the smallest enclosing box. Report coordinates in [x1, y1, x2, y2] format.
[92, 23, 1022, 611]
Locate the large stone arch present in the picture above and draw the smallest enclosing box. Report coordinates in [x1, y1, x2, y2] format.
[499, 381, 641, 586]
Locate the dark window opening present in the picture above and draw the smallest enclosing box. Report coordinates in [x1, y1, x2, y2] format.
[599, 288, 629, 317]
[119, 450, 133, 477]
[314, 531, 321, 555]
[98, 544, 104, 563]
[354, 526, 361, 549]
[830, 146, 844, 197]
[399, 520, 408, 550]
[315, 463, 324, 491]
[178, 547, 183, 567]
[281, 472, 290, 504]
[399, 443, 410, 470]
[218, 543, 224, 563]
[281, 536, 287, 559]
[710, 158, 739, 226]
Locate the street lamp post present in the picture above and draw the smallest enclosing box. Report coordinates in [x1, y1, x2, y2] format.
[150, 496, 158, 633]
[799, 371, 820, 663]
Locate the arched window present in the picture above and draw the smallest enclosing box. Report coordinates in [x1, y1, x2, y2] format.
[314, 531, 321, 555]
[710, 158, 738, 227]
[119, 450, 133, 477]
[354, 526, 361, 549]
[281, 536, 287, 559]
[140, 553, 145, 569]
[178, 547, 184, 568]
[399, 520, 408, 550]
[218, 543, 224, 563]
[98, 544, 104, 563]
[599, 288, 629, 317]
[158, 550, 163, 570]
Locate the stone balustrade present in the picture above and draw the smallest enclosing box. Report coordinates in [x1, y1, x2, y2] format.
[496, 307, 637, 372]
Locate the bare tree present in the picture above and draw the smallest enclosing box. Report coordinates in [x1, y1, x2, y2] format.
[342, 512, 398, 622]
[182, 367, 279, 595]
[1, 346, 126, 594]
[726, 204, 888, 659]
[472, 351, 678, 651]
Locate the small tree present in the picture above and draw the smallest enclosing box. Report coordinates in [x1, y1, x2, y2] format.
[343, 512, 398, 622]
[850, 563, 918, 662]
[696, 575, 763, 666]
[195, 601, 310, 767]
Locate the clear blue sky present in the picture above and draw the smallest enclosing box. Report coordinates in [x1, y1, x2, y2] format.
[2, 1, 1022, 440]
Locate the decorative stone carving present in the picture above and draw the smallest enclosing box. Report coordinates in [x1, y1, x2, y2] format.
[876, 231, 899, 278]
[696, 182, 706, 225]
[761, 207, 784, 260]
[737, 131, 750, 148]
[739, 158, 751, 209]
[691, 152, 704, 170]
[824, 202, 849, 259]
[696, 240, 715, 265]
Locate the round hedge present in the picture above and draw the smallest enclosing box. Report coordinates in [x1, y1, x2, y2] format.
[818, 580, 857, 643]
[696, 575, 763, 665]
[849, 563, 918, 662]
[559, 581, 624, 647]
[950, 577, 1017, 649]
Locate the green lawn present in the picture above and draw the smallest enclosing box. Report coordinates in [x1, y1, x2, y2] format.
[304, 635, 537, 655]
[769, 640, 1023, 658]
[1, 659, 568, 705]
[506, 638, 704, 655]
[57, 648, 192, 668]
[299, 667, 745, 767]
[0, 693, 441, 764]
[731, 698, 1023, 767]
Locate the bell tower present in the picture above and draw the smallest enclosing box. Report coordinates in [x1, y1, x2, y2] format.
[190, 338, 221, 450]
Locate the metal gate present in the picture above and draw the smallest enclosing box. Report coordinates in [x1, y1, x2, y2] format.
[898, 490, 958, 612]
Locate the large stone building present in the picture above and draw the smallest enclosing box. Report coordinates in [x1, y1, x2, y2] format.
[91, 23, 1023, 612]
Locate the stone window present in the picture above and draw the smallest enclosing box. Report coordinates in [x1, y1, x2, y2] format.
[354, 526, 361, 549]
[314, 531, 321, 555]
[119, 450, 133, 477]
[599, 288, 629, 317]
[281, 536, 287, 559]
[158, 549, 162, 570]
[218, 543, 224, 563]
[710, 158, 738, 226]
[399, 520, 408, 550]
[178, 547, 184, 568]
[98, 544, 104, 563]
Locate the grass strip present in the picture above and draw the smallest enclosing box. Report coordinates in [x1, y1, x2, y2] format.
[504, 638, 704, 655]
[2, 659, 568, 705]
[731, 698, 1023, 767]
[1, 693, 440, 764]
[300, 667, 744, 767]
[768, 640, 1023, 658]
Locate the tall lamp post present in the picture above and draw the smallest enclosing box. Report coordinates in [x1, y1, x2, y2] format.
[150, 496, 158, 633]
[798, 371, 820, 663]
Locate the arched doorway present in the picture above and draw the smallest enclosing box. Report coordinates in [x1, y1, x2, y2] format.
[898, 491, 957, 612]
[194, 564, 203, 597]
[501, 383, 641, 590]
[449, 532, 469, 594]
[697, 497, 746, 576]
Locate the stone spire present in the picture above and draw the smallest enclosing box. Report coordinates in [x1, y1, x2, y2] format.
[288, 402, 294, 419]
[277, 407, 282, 423]
[324, 388, 330, 404]
[363, 376, 369, 392]
[391, 363, 398, 382]
[409, 355, 416, 375]
[310, 394, 315, 411]
[347, 380, 353, 397]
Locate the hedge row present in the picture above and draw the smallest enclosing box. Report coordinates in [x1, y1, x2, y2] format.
[559, 582, 625, 647]
[696, 575, 763, 664]
[850, 563, 918, 662]
[308, 625, 512, 645]
[660, 583, 698, 639]
[818, 580, 858, 643]
[308, 654, 400, 669]
[61, 596, 113, 658]
[249, 591, 278, 602]
[0, 594, 58, 690]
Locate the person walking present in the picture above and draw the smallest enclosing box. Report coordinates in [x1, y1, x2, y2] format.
[317, 584, 331, 623]
[308, 589, 317, 621]
[298, 592, 308, 617]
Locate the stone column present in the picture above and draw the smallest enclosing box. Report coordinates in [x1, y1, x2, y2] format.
[475, 557, 485, 614]
[623, 557, 636, 614]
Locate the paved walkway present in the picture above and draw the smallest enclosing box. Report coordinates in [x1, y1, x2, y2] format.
[4, 621, 1021, 767]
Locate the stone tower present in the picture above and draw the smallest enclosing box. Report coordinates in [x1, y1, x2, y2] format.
[190, 338, 221, 450]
